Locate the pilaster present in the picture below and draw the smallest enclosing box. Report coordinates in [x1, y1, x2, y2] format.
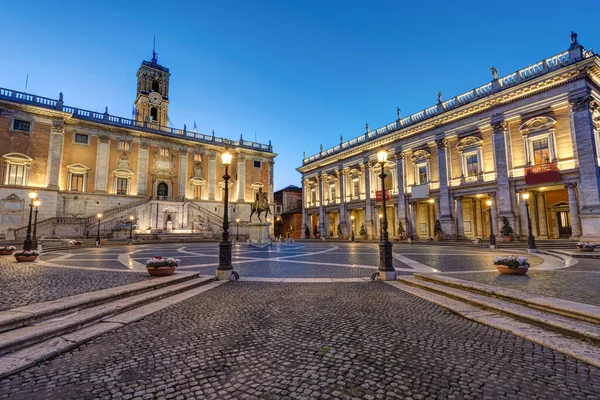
[435, 138, 455, 237]
[136, 142, 149, 196]
[207, 152, 217, 201]
[395, 151, 408, 234]
[455, 196, 464, 238]
[337, 167, 347, 235]
[565, 183, 582, 239]
[46, 120, 65, 190]
[178, 148, 188, 198]
[491, 119, 514, 219]
[94, 135, 110, 193]
[236, 154, 246, 202]
[318, 173, 325, 236]
[361, 160, 373, 238]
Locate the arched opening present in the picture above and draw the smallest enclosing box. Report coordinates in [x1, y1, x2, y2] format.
[150, 107, 158, 122]
[152, 80, 159, 92]
[157, 182, 168, 197]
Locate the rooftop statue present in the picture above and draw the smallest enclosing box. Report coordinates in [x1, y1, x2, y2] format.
[489, 66, 498, 80]
[397, 107, 401, 119]
[570, 31, 578, 45]
[365, 123, 370, 133]
[249, 187, 271, 222]
[437, 90, 443, 104]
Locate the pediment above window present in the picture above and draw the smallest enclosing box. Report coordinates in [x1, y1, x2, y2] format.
[66, 163, 90, 173]
[520, 117, 556, 137]
[2, 153, 32, 165]
[456, 136, 483, 151]
[113, 168, 133, 178]
[411, 149, 431, 162]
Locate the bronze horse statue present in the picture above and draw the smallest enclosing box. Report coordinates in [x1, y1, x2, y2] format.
[249, 188, 271, 222]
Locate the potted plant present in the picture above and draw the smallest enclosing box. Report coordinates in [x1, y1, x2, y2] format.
[337, 223, 342, 238]
[14, 250, 40, 262]
[500, 217, 514, 242]
[146, 256, 180, 277]
[394, 221, 406, 241]
[434, 220, 444, 241]
[576, 242, 596, 252]
[493, 255, 530, 275]
[0, 245, 17, 256]
[359, 223, 368, 239]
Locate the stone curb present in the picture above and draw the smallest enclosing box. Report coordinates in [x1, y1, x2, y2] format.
[414, 273, 600, 325]
[387, 281, 600, 369]
[0, 272, 200, 333]
[0, 281, 223, 379]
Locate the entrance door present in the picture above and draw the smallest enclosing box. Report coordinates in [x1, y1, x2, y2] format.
[557, 211, 572, 237]
[157, 182, 168, 197]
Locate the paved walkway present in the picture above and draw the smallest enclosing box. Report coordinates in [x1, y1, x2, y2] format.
[1, 281, 599, 399]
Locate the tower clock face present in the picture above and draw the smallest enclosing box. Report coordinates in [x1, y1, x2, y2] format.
[149, 92, 162, 105]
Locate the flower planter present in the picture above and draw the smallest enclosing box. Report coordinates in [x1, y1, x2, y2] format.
[504, 236, 513, 243]
[0, 251, 14, 256]
[577, 247, 595, 252]
[15, 255, 38, 263]
[146, 266, 176, 277]
[496, 265, 528, 275]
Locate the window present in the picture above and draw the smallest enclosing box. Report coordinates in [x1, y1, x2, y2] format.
[418, 166, 428, 184]
[193, 185, 202, 200]
[74, 134, 89, 144]
[193, 153, 202, 162]
[352, 179, 360, 196]
[329, 183, 336, 202]
[116, 178, 128, 195]
[532, 138, 550, 165]
[13, 119, 31, 132]
[2, 153, 31, 186]
[254, 160, 261, 168]
[160, 148, 170, 157]
[465, 154, 479, 177]
[151, 107, 158, 122]
[152, 80, 159, 92]
[310, 188, 317, 203]
[118, 141, 131, 151]
[70, 174, 85, 192]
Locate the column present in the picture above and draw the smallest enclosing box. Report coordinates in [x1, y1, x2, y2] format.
[566, 183, 582, 239]
[337, 167, 346, 236]
[455, 196, 464, 238]
[301, 179, 309, 238]
[136, 142, 149, 196]
[475, 199, 483, 237]
[491, 119, 516, 229]
[569, 95, 600, 239]
[236, 154, 246, 201]
[46, 120, 65, 190]
[207, 152, 217, 201]
[536, 192, 549, 238]
[318, 173, 325, 236]
[268, 160, 274, 204]
[409, 201, 417, 239]
[395, 151, 408, 235]
[489, 193, 498, 236]
[436, 139, 455, 236]
[178, 148, 188, 198]
[362, 160, 373, 238]
[519, 191, 529, 238]
[94, 135, 110, 193]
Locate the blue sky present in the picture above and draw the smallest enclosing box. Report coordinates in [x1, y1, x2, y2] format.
[1, 0, 598, 190]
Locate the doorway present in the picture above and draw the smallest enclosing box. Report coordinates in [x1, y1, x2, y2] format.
[556, 211, 572, 238]
[157, 182, 168, 197]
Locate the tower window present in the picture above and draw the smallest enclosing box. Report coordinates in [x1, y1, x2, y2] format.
[152, 80, 159, 92]
[150, 107, 158, 122]
[160, 148, 170, 157]
[13, 119, 31, 132]
[254, 161, 261, 168]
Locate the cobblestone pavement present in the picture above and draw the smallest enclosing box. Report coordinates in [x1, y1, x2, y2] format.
[451, 259, 600, 306]
[1, 282, 599, 399]
[0, 255, 150, 311]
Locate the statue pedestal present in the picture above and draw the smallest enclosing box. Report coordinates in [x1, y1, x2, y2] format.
[248, 222, 271, 248]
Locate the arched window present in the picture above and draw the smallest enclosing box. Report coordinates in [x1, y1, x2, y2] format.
[152, 80, 159, 92]
[157, 182, 169, 197]
[150, 107, 158, 122]
[2, 153, 32, 186]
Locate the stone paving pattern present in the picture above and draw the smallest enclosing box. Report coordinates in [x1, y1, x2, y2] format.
[453, 259, 600, 306]
[2, 281, 600, 399]
[0, 256, 150, 311]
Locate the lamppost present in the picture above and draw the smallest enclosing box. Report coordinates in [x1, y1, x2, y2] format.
[350, 215, 355, 242]
[522, 193, 538, 253]
[217, 151, 236, 280]
[23, 191, 38, 251]
[129, 215, 135, 244]
[486, 199, 497, 249]
[378, 213, 383, 240]
[96, 213, 103, 247]
[376, 149, 396, 280]
[236, 218, 240, 241]
[32, 199, 41, 250]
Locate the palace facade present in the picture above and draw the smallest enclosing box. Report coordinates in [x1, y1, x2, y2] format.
[297, 35, 600, 242]
[0, 50, 276, 240]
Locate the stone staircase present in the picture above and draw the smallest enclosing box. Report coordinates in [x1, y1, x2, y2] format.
[394, 274, 600, 368]
[411, 238, 578, 250]
[0, 273, 219, 378]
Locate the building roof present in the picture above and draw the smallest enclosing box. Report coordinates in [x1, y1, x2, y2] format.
[276, 185, 302, 193]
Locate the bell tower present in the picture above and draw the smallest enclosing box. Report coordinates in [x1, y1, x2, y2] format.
[134, 42, 170, 126]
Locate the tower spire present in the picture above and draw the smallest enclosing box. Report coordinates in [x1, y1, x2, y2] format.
[151, 36, 158, 64]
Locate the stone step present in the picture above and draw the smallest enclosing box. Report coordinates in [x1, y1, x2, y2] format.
[413, 273, 600, 325]
[0, 275, 215, 355]
[399, 276, 600, 344]
[387, 281, 600, 369]
[0, 273, 202, 334]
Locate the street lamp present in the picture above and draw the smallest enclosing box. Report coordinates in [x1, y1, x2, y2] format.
[375, 149, 396, 280]
[378, 213, 383, 241]
[217, 151, 236, 280]
[96, 213, 103, 247]
[32, 199, 41, 250]
[486, 199, 497, 249]
[23, 190, 38, 250]
[350, 215, 355, 242]
[522, 193, 538, 253]
[236, 218, 240, 241]
[129, 215, 135, 244]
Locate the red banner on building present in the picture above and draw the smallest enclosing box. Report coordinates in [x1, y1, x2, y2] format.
[524, 162, 560, 185]
[376, 190, 390, 201]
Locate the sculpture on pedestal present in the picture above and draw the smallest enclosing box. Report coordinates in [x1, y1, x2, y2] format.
[249, 187, 271, 222]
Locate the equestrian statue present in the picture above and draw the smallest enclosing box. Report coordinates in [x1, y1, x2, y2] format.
[249, 187, 272, 222]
